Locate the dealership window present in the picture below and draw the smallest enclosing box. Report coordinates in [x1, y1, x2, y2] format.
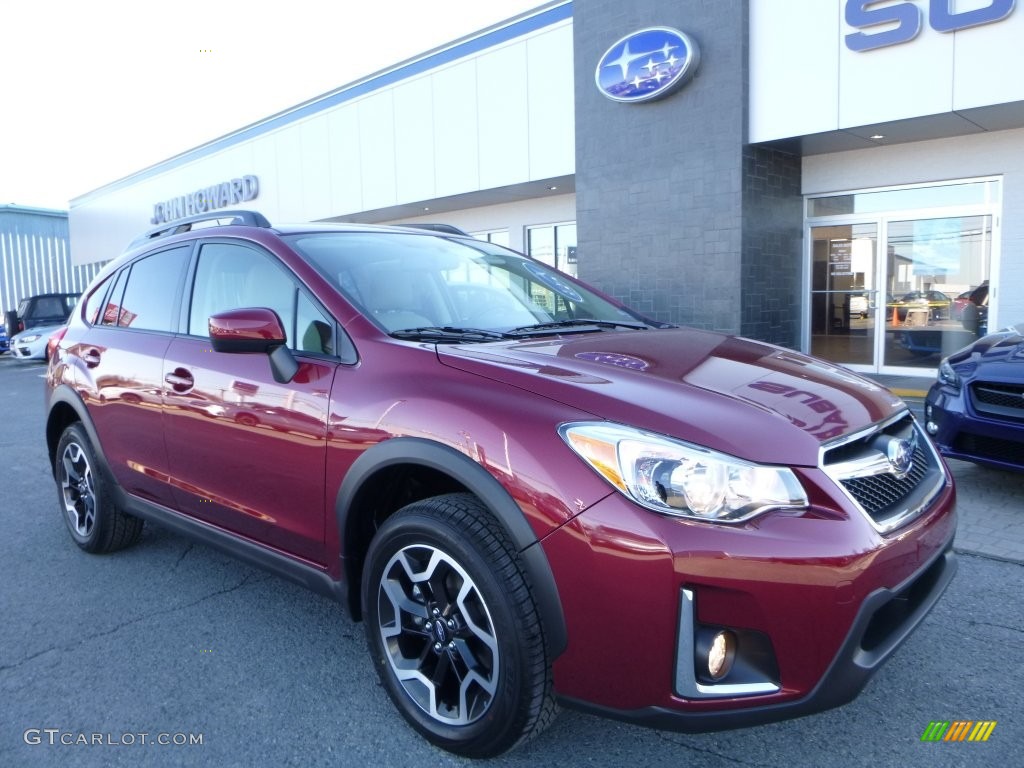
[470, 229, 510, 248]
[806, 178, 999, 376]
[527, 222, 577, 277]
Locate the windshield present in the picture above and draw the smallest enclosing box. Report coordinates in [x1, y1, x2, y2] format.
[284, 232, 654, 336]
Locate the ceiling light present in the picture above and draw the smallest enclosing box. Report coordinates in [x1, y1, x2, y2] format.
[869, 134, 884, 140]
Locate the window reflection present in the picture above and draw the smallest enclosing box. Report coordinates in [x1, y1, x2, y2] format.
[807, 180, 996, 217]
[527, 222, 577, 277]
[883, 216, 990, 368]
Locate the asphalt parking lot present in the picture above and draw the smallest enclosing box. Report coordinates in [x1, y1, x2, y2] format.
[1, 355, 1021, 767]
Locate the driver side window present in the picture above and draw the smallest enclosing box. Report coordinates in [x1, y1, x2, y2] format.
[189, 243, 294, 341]
[188, 242, 336, 357]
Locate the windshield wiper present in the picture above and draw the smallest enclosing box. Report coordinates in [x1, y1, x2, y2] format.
[389, 326, 511, 342]
[506, 319, 651, 336]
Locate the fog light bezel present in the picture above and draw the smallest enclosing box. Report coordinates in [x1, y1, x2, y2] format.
[675, 588, 780, 699]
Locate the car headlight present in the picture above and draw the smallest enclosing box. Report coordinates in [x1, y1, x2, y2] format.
[937, 358, 959, 388]
[19, 334, 41, 343]
[559, 422, 808, 523]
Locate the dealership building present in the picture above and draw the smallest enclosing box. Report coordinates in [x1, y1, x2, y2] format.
[70, 0, 1024, 376]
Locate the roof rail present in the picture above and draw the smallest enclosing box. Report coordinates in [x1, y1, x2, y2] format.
[397, 222, 470, 236]
[127, 210, 272, 249]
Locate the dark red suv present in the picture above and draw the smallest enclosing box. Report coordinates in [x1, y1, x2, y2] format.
[45, 211, 957, 757]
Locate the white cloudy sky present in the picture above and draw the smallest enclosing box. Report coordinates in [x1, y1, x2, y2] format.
[0, 0, 548, 210]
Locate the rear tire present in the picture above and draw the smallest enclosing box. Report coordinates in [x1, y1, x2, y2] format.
[55, 423, 144, 553]
[4, 309, 18, 338]
[363, 493, 556, 757]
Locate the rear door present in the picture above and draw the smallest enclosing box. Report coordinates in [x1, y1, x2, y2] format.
[73, 246, 191, 506]
[161, 240, 338, 564]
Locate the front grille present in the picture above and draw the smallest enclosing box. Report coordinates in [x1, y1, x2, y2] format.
[839, 445, 929, 517]
[971, 381, 1024, 420]
[821, 413, 944, 533]
[952, 432, 1024, 465]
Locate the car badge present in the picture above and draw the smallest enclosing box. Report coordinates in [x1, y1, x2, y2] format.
[887, 434, 916, 478]
[595, 27, 701, 103]
[574, 351, 650, 371]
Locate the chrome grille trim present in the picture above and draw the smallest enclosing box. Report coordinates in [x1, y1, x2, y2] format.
[819, 410, 948, 535]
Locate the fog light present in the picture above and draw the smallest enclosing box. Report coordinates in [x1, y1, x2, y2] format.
[707, 630, 736, 680]
[926, 421, 938, 435]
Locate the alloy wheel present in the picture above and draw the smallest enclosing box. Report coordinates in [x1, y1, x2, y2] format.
[60, 442, 95, 537]
[376, 544, 499, 725]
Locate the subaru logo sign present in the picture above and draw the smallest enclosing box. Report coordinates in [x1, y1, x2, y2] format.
[595, 27, 700, 103]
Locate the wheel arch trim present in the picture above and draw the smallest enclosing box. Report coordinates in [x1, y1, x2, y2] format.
[46, 385, 113, 483]
[335, 437, 568, 658]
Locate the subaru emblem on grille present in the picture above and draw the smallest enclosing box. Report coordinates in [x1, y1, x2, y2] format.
[887, 434, 916, 478]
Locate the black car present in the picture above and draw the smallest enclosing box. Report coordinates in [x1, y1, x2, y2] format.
[888, 290, 952, 323]
[4, 292, 79, 338]
[960, 281, 989, 337]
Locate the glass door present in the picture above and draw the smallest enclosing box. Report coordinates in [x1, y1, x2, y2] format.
[810, 223, 878, 367]
[882, 215, 992, 370]
[806, 178, 999, 375]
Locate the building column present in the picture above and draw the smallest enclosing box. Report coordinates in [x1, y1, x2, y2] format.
[572, 0, 802, 347]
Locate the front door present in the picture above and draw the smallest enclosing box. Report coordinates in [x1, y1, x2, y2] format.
[161, 241, 337, 565]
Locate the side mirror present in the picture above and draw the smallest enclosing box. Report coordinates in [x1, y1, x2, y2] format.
[209, 308, 298, 383]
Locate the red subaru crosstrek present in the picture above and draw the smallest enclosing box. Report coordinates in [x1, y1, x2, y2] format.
[45, 211, 956, 757]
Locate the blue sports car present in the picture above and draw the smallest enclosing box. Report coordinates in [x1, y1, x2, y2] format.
[925, 322, 1024, 472]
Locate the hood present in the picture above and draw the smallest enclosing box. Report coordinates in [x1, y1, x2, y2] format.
[12, 323, 64, 342]
[437, 328, 904, 466]
[950, 326, 1024, 379]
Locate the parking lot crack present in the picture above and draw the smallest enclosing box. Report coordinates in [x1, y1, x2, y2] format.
[968, 619, 1024, 636]
[0, 572, 264, 674]
[651, 733, 779, 767]
[173, 542, 195, 569]
[0, 644, 62, 674]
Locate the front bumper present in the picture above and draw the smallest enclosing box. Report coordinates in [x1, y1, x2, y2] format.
[559, 544, 956, 731]
[926, 382, 1024, 472]
[11, 340, 46, 360]
[541, 465, 957, 728]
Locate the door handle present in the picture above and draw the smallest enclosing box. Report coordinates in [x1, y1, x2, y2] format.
[82, 348, 101, 367]
[164, 368, 195, 393]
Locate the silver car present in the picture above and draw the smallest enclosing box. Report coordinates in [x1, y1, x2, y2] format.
[10, 324, 63, 360]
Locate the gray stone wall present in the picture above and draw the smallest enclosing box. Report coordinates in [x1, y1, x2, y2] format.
[573, 0, 802, 347]
[740, 146, 802, 346]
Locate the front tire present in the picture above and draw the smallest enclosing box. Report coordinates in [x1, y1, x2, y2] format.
[363, 493, 556, 757]
[55, 423, 144, 553]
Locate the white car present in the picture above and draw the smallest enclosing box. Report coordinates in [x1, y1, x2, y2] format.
[849, 295, 869, 318]
[10, 324, 63, 360]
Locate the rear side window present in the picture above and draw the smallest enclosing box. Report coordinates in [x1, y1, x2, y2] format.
[83, 277, 113, 325]
[112, 247, 190, 332]
[100, 270, 130, 327]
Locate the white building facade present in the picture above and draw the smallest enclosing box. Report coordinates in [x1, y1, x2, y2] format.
[71, 0, 1024, 376]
